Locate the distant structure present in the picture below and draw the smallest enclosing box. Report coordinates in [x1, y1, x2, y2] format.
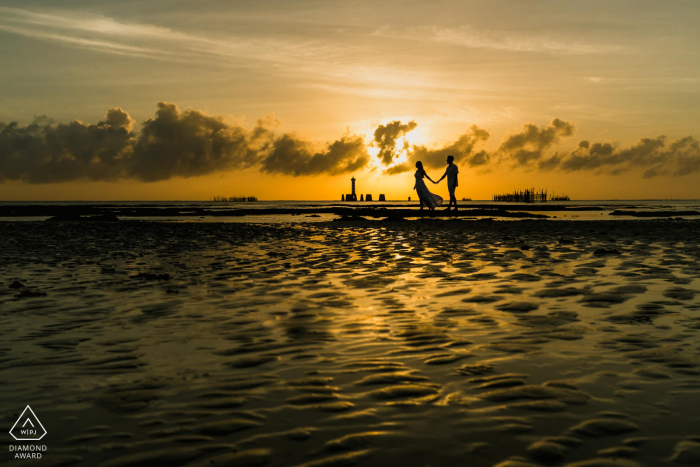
[211, 196, 257, 202]
[492, 189, 569, 203]
[345, 177, 357, 201]
[341, 177, 384, 202]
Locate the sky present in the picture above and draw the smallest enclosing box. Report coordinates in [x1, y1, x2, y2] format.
[0, 0, 699, 200]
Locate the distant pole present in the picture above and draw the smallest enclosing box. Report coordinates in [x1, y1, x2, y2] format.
[351, 177, 356, 197]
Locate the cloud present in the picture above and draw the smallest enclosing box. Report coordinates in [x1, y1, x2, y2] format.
[0, 112, 133, 183]
[372, 120, 417, 165]
[384, 163, 412, 175]
[373, 25, 625, 55]
[498, 118, 575, 166]
[368, 120, 492, 175]
[103, 107, 135, 132]
[410, 125, 491, 169]
[0, 6, 329, 63]
[500, 120, 700, 177]
[551, 135, 700, 177]
[0, 6, 445, 95]
[129, 102, 268, 182]
[260, 132, 369, 177]
[0, 102, 370, 183]
[2, 107, 699, 183]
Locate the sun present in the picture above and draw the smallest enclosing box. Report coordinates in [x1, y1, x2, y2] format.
[364, 122, 431, 172]
[403, 126, 429, 148]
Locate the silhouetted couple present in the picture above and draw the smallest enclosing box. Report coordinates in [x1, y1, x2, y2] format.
[414, 155, 459, 211]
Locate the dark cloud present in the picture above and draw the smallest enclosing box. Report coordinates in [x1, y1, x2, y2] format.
[260, 132, 369, 176]
[384, 163, 412, 175]
[551, 135, 700, 177]
[102, 107, 135, 132]
[372, 120, 417, 165]
[499, 118, 575, 166]
[0, 112, 132, 183]
[410, 125, 491, 169]
[129, 102, 268, 182]
[0, 102, 369, 183]
[2, 107, 699, 183]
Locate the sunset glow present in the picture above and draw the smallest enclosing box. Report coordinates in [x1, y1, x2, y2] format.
[1, 1, 699, 200]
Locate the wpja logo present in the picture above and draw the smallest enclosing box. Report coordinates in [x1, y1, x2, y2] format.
[8, 406, 47, 460]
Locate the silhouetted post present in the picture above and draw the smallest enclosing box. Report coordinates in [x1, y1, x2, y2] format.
[342, 194, 345, 201]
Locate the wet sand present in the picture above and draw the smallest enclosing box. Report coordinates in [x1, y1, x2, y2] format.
[1, 218, 700, 467]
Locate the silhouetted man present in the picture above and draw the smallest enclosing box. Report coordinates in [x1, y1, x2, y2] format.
[436, 155, 459, 211]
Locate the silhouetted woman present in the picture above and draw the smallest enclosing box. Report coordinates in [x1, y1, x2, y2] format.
[413, 161, 443, 210]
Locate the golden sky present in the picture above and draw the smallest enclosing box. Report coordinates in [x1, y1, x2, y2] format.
[0, 1, 699, 200]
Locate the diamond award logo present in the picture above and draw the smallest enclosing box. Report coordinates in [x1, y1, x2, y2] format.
[9, 406, 47, 441]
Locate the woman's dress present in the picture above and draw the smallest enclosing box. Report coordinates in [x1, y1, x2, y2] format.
[414, 170, 443, 209]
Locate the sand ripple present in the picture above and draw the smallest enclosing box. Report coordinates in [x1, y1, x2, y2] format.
[1, 219, 700, 466]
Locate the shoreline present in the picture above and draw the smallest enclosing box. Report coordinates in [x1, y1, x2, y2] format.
[0, 203, 698, 220]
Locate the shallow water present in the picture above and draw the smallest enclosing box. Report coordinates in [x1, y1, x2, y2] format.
[1, 219, 700, 466]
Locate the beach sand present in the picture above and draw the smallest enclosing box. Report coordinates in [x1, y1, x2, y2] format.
[1, 218, 700, 467]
